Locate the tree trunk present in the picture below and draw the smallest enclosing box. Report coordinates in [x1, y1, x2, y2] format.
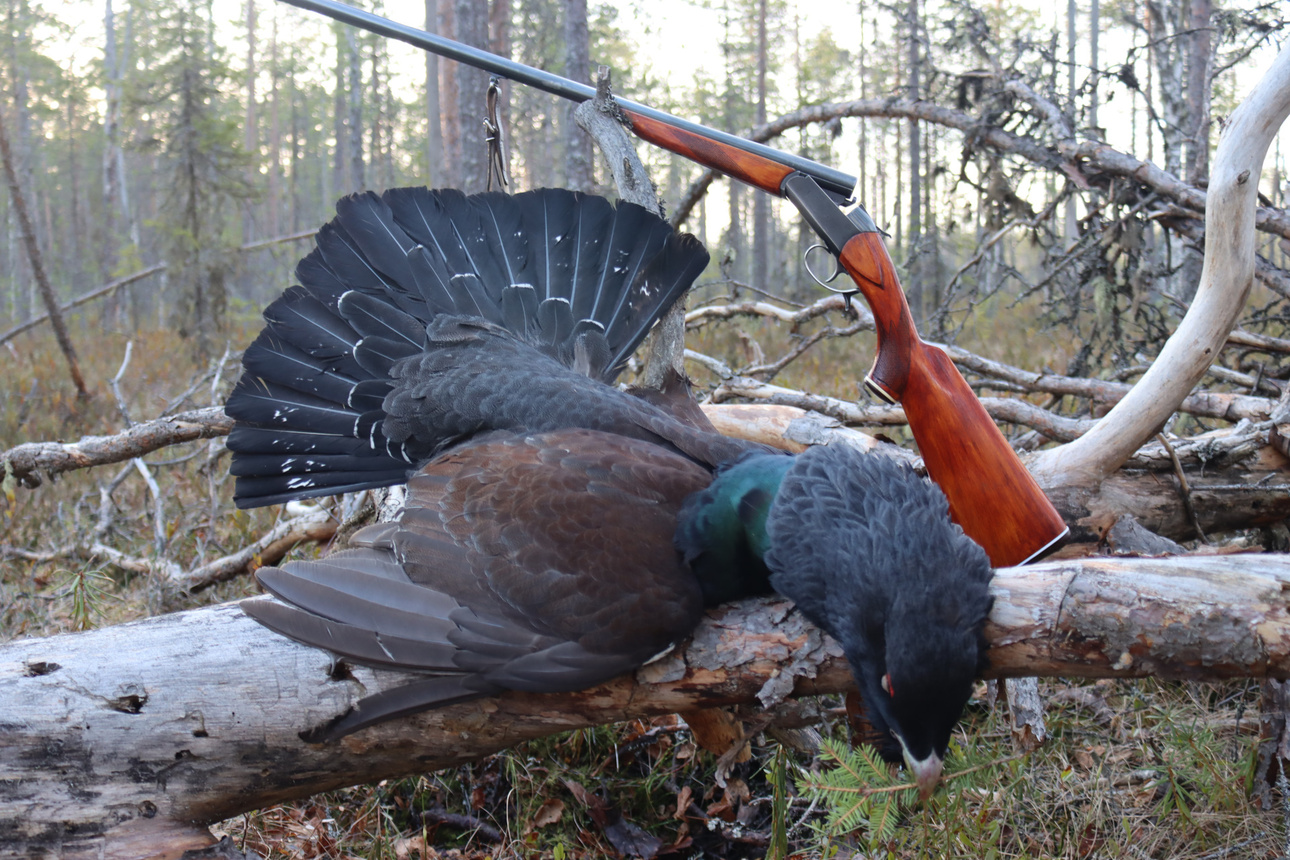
[242, 0, 257, 245]
[720, 2, 745, 289]
[101, 0, 137, 328]
[453, 0, 490, 193]
[424, 0, 443, 184]
[346, 26, 364, 191]
[856, 2, 867, 215]
[369, 38, 387, 189]
[905, 0, 921, 317]
[1089, 0, 1100, 131]
[438, 0, 460, 189]
[562, 0, 593, 191]
[266, 17, 281, 240]
[6, 0, 33, 321]
[1178, 0, 1213, 300]
[0, 108, 89, 400]
[7, 555, 1290, 858]
[893, 35, 903, 250]
[289, 60, 301, 231]
[751, 0, 769, 293]
[1064, 0, 1078, 246]
[65, 90, 84, 297]
[331, 28, 346, 197]
[1185, 0, 1212, 182]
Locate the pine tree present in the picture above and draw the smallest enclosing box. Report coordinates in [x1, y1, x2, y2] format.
[126, 0, 253, 355]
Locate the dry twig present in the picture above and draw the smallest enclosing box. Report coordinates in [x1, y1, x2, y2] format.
[1, 406, 232, 491]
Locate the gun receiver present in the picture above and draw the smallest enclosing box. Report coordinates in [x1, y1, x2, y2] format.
[277, 0, 1069, 566]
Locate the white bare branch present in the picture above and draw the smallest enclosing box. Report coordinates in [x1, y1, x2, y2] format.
[1029, 45, 1290, 486]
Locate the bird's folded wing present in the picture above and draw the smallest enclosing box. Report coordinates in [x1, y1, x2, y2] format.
[242, 427, 715, 737]
[396, 428, 713, 660]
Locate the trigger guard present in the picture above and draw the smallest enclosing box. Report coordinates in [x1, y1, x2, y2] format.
[803, 243, 843, 290]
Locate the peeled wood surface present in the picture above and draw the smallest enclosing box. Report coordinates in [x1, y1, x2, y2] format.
[988, 555, 1290, 678]
[7, 554, 1290, 858]
[700, 403, 884, 455]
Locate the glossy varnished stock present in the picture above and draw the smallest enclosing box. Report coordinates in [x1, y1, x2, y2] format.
[628, 111, 1067, 566]
[837, 235, 1068, 566]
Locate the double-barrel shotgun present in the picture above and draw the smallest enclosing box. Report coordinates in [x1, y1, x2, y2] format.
[276, 0, 1069, 567]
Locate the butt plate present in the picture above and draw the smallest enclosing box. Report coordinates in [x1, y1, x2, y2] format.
[863, 374, 899, 405]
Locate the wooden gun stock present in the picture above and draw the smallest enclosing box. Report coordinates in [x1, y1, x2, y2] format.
[629, 110, 1069, 566]
[838, 234, 1068, 566]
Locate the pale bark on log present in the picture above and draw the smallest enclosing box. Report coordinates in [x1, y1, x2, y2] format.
[700, 403, 887, 456]
[6, 554, 1290, 858]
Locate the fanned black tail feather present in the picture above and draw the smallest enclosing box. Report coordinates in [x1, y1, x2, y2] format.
[227, 187, 709, 508]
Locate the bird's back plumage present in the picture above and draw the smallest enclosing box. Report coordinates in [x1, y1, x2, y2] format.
[243, 429, 711, 738]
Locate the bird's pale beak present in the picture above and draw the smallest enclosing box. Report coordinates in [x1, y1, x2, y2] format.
[895, 736, 944, 800]
[907, 752, 944, 800]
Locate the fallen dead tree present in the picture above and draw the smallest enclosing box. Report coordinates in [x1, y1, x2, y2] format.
[0, 406, 232, 491]
[3, 552, 1290, 859]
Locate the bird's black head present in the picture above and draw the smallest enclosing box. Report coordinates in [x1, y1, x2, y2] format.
[860, 593, 991, 791]
[763, 444, 994, 796]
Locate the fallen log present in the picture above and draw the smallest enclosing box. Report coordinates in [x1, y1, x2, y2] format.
[1050, 458, 1290, 544]
[702, 403, 1290, 546]
[4, 553, 1290, 858]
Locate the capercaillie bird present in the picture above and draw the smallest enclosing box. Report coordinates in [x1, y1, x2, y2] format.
[230, 186, 993, 796]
